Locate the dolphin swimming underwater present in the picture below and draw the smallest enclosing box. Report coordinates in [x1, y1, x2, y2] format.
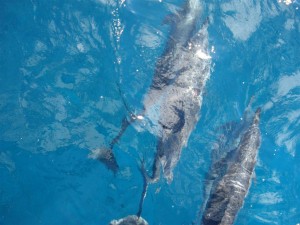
[201, 107, 261, 225]
[95, 0, 211, 182]
[94, 0, 211, 217]
[140, 0, 211, 184]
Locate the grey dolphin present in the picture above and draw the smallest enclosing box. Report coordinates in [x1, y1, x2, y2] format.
[142, 0, 211, 184]
[201, 108, 261, 225]
[95, 0, 211, 218]
[96, 0, 211, 183]
[136, 0, 211, 218]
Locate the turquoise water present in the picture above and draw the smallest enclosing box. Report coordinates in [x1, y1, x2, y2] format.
[0, 0, 300, 224]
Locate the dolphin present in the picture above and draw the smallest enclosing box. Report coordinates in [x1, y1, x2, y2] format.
[95, 0, 211, 218]
[201, 107, 261, 225]
[96, 0, 211, 184]
[134, 0, 211, 218]
[137, 0, 211, 184]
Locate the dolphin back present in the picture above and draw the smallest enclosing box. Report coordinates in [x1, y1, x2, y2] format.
[201, 108, 261, 225]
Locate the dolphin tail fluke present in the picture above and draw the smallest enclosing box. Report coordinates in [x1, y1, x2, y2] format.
[90, 116, 134, 174]
[88, 148, 119, 175]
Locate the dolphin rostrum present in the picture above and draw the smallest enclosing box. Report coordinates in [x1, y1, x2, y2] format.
[201, 107, 261, 225]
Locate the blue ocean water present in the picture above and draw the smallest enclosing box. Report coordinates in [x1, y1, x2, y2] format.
[0, 0, 300, 224]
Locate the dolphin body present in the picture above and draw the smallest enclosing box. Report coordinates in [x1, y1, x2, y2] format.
[141, 0, 211, 184]
[135, 0, 211, 218]
[97, 0, 211, 184]
[95, 0, 211, 218]
[201, 108, 261, 225]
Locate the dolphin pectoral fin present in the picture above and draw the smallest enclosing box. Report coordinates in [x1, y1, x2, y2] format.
[88, 148, 119, 175]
